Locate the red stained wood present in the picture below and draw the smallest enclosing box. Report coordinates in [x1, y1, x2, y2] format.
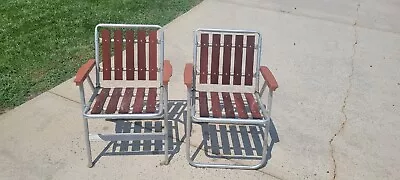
[101, 29, 111, 80]
[222, 35, 232, 85]
[184, 63, 193, 88]
[133, 88, 145, 113]
[163, 60, 172, 85]
[233, 35, 243, 85]
[146, 88, 157, 113]
[126, 30, 135, 80]
[211, 34, 221, 84]
[244, 93, 262, 119]
[199, 92, 209, 117]
[244, 36, 255, 85]
[222, 92, 235, 118]
[149, 31, 158, 80]
[74, 59, 95, 85]
[119, 88, 134, 114]
[114, 30, 123, 80]
[199, 34, 209, 84]
[105, 88, 122, 114]
[210, 92, 222, 118]
[137, 31, 146, 80]
[233, 93, 248, 119]
[91, 88, 110, 114]
[260, 66, 279, 91]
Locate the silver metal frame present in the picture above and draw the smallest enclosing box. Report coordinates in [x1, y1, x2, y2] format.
[78, 24, 170, 167]
[186, 28, 274, 170]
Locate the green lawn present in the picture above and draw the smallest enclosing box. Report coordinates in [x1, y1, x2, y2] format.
[0, 0, 200, 112]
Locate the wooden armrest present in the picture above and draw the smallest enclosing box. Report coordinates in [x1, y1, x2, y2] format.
[74, 59, 95, 86]
[184, 63, 193, 88]
[163, 60, 173, 85]
[260, 66, 278, 91]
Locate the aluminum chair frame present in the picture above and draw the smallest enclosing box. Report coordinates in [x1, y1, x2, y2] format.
[74, 24, 172, 167]
[184, 28, 278, 169]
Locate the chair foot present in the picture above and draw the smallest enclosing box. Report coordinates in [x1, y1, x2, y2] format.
[87, 162, 93, 168]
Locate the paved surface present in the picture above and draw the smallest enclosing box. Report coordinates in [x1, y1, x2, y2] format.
[1, 0, 400, 179]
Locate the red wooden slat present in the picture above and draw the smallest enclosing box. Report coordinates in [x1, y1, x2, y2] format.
[211, 34, 221, 84]
[222, 92, 235, 118]
[199, 34, 209, 84]
[149, 31, 158, 80]
[146, 88, 157, 113]
[245, 36, 255, 85]
[137, 31, 146, 80]
[114, 30, 123, 80]
[101, 30, 111, 80]
[199, 92, 209, 117]
[244, 93, 262, 119]
[105, 88, 122, 114]
[126, 31, 135, 80]
[91, 88, 110, 114]
[119, 88, 134, 114]
[222, 35, 232, 85]
[210, 92, 222, 118]
[233, 35, 244, 85]
[233, 93, 248, 119]
[133, 88, 145, 113]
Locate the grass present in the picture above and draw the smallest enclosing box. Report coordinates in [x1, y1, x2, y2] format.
[0, 0, 200, 112]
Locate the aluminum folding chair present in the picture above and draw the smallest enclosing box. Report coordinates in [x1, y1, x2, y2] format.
[74, 24, 172, 167]
[184, 28, 278, 169]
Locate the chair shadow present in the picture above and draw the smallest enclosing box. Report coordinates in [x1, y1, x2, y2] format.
[190, 119, 279, 167]
[92, 100, 187, 166]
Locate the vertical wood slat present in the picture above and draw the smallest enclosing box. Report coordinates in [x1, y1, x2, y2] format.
[114, 30, 123, 80]
[146, 88, 157, 113]
[101, 30, 111, 80]
[91, 88, 110, 114]
[133, 88, 145, 113]
[211, 34, 221, 84]
[137, 31, 146, 80]
[210, 92, 222, 118]
[105, 88, 122, 114]
[126, 31, 135, 80]
[199, 92, 209, 117]
[244, 93, 262, 119]
[222, 35, 232, 85]
[233, 93, 248, 119]
[149, 31, 158, 80]
[233, 35, 244, 85]
[119, 88, 134, 114]
[222, 92, 235, 118]
[199, 34, 209, 84]
[245, 36, 255, 85]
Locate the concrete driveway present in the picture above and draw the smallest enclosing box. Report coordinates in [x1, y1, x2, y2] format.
[1, 0, 399, 179]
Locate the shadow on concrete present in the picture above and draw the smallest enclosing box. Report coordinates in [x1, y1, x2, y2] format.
[190, 119, 279, 167]
[92, 100, 187, 166]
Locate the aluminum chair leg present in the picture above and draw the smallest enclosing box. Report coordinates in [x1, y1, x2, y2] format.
[83, 118, 93, 168]
[185, 89, 192, 163]
[163, 86, 169, 165]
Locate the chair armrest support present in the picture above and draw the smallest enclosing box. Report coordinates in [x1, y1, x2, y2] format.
[184, 63, 193, 88]
[74, 59, 95, 86]
[163, 60, 173, 85]
[260, 66, 278, 91]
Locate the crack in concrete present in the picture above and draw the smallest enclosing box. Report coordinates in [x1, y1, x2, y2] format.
[47, 91, 80, 104]
[328, 3, 360, 180]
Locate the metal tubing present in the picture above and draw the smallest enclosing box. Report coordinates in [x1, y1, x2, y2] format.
[185, 88, 193, 162]
[259, 82, 267, 97]
[267, 90, 273, 117]
[192, 116, 268, 125]
[79, 85, 93, 167]
[83, 112, 164, 119]
[87, 76, 95, 93]
[163, 86, 169, 164]
[255, 33, 262, 93]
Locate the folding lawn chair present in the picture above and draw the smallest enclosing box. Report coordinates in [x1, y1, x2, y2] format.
[74, 24, 172, 167]
[184, 28, 278, 169]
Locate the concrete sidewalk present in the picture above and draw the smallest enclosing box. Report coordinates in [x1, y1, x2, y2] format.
[1, 0, 400, 179]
